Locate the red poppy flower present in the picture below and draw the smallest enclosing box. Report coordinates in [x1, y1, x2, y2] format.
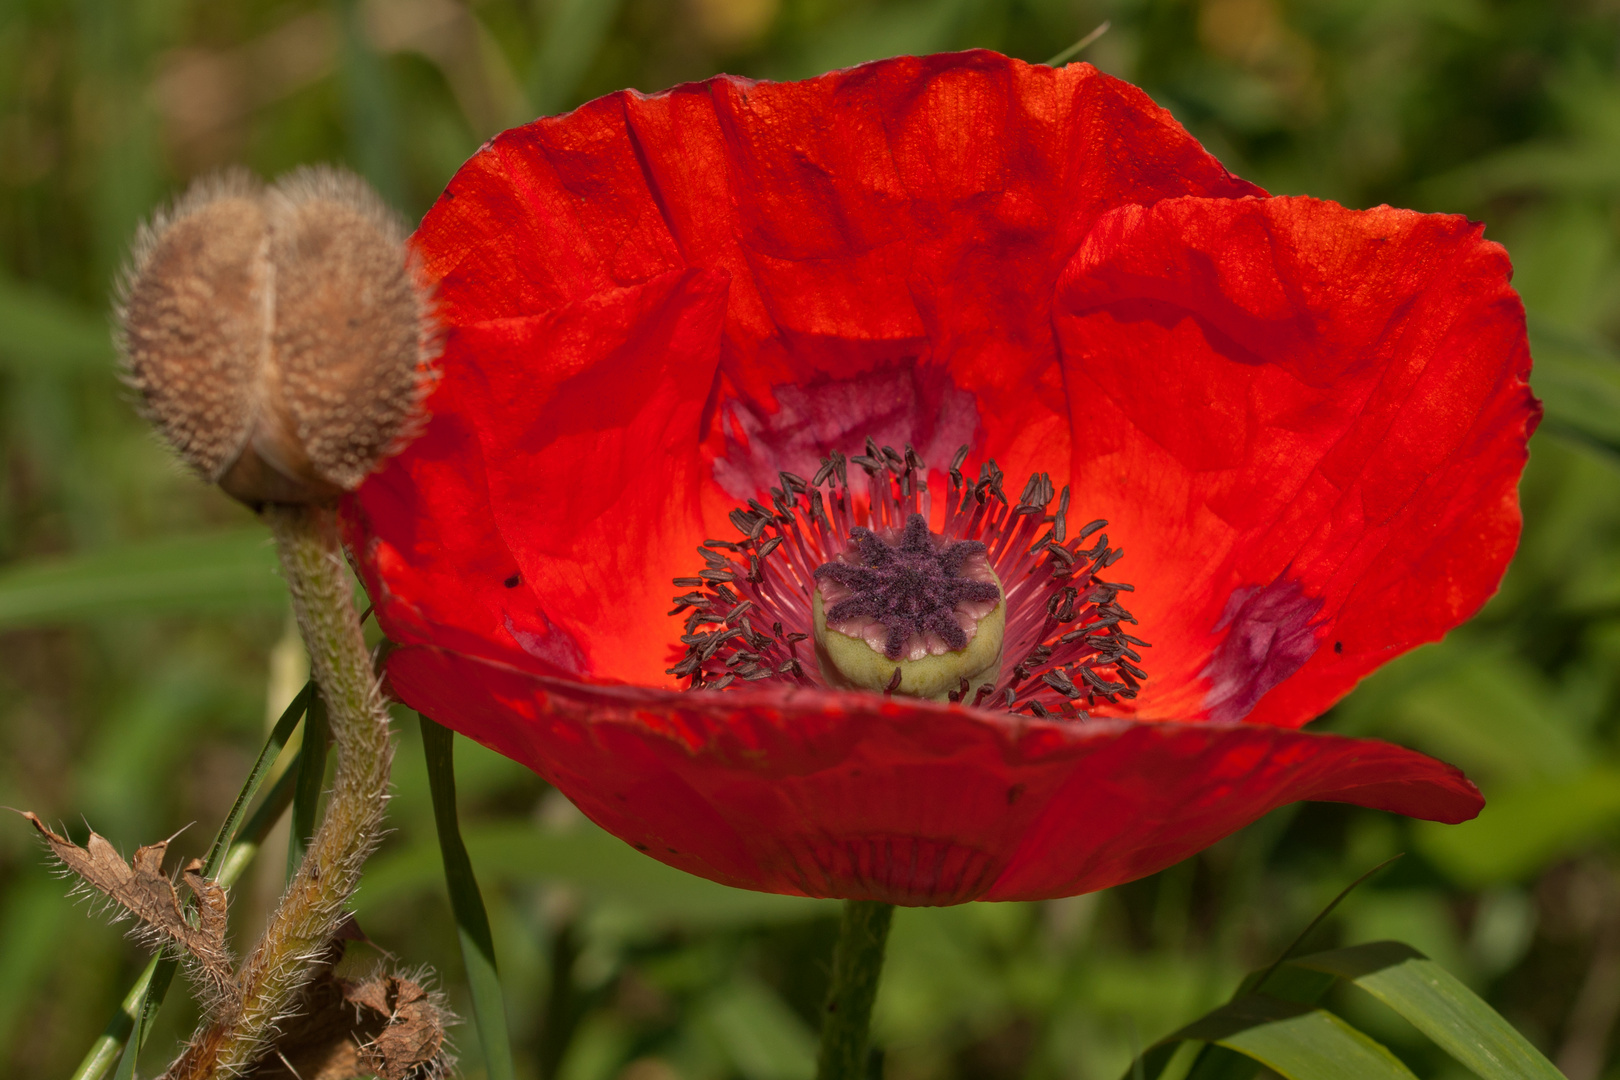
[345, 51, 1537, 904]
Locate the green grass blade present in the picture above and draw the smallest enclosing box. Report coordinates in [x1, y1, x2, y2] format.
[287, 692, 330, 880]
[1143, 995, 1417, 1080]
[1043, 21, 1110, 67]
[69, 689, 310, 1080]
[112, 954, 176, 1080]
[71, 955, 158, 1080]
[421, 713, 514, 1080]
[217, 762, 302, 889]
[0, 529, 283, 629]
[205, 682, 311, 878]
[1122, 993, 1415, 1080]
[1289, 942, 1564, 1080]
[1210, 999, 1420, 1080]
[1247, 855, 1402, 997]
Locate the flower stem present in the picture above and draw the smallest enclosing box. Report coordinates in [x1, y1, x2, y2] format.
[816, 900, 894, 1080]
[164, 503, 393, 1079]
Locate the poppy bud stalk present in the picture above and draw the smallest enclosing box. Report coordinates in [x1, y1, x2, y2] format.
[116, 167, 434, 1080]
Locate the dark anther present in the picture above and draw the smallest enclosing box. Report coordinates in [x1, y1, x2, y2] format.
[884, 668, 902, 695]
[813, 513, 999, 661]
[1041, 671, 1082, 699]
[1029, 700, 1052, 718]
[1077, 519, 1107, 540]
[503, 574, 520, 588]
[708, 673, 735, 690]
[757, 535, 783, 557]
[1047, 587, 1078, 622]
[950, 444, 970, 471]
[673, 577, 704, 588]
[812, 458, 837, 486]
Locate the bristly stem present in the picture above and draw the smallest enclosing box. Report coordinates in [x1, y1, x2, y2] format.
[164, 503, 394, 1079]
[816, 900, 894, 1080]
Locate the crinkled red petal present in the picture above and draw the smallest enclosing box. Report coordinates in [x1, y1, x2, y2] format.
[388, 645, 1482, 903]
[1054, 195, 1539, 726]
[353, 50, 1264, 688]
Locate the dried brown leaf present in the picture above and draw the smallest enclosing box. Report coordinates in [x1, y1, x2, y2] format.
[244, 967, 451, 1080]
[20, 812, 234, 997]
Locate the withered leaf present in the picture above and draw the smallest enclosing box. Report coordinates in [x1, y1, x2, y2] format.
[244, 968, 450, 1080]
[21, 812, 233, 994]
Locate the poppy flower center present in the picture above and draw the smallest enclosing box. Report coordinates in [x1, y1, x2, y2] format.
[666, 440, 1148, 718]
[812, 514, 1005, 700]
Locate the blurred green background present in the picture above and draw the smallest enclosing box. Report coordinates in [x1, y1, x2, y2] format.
[3, 0, 1620, 1077]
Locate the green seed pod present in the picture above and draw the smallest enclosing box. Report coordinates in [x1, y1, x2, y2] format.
[117, 166, 435, 505]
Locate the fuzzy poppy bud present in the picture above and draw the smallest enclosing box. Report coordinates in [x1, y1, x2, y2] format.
[117, 166, 435, 505]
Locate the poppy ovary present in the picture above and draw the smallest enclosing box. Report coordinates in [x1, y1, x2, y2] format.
[665, 438, 1150, 718]
[116, 166, 437, 506]
[812, 514, 1006, 701]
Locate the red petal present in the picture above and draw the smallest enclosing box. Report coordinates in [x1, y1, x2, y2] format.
[358, 51, 1262, 686]
[388, 645, 1482, 903]
[1054, 195, 1538, 727]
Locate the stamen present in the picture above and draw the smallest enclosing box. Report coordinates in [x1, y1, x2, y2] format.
[663, 440, 1148, 718]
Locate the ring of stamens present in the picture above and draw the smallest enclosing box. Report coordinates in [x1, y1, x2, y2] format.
[666, 438, 1148, 719]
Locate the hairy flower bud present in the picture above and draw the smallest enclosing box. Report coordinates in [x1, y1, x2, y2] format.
[117, 166, 435, 505]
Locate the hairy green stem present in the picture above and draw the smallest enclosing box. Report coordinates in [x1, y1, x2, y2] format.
[164, 503, 393, 1079]
[816, 900, 894, 1080]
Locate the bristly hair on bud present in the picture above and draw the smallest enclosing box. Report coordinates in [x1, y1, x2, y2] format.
[116, 165, 439, 506]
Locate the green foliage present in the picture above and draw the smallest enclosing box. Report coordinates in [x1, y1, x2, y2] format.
[424, 713, 517, 1080]
[1126, 940, 1563, 1080]
[3, 0, 1620, 1078]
